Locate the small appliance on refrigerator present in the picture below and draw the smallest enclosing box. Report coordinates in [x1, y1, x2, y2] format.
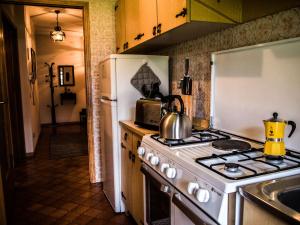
[99, 54, 169, 212]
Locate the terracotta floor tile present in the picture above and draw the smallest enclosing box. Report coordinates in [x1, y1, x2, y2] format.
[12, 125, 135, 225]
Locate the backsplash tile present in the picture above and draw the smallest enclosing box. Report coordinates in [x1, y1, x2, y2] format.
[157, 7, 300, 121]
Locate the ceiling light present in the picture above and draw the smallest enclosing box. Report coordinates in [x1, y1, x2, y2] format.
[50, 10, 66, 42]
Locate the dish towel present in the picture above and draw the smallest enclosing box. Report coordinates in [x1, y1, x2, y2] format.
[131, 63, 161, 97]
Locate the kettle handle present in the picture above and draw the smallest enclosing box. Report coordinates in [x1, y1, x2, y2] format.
[287, 121, 296, 138]
[171, 95, 184, 115]
[162, 95, 184, 115]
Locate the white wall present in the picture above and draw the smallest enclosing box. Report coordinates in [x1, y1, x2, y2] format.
[35, 33, 86, 124]
[4, 5, 41, 154]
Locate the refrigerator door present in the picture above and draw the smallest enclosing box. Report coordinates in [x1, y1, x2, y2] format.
[100, 98, 123, 212]
[99, 57, 117, 100]
[115, 55, 169, 121]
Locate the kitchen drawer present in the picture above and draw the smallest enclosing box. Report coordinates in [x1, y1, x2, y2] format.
[121, 127, 132, 147]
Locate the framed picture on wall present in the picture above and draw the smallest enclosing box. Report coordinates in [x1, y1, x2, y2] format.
[58, 65, 75, 86]
[30, 48, 37, 84]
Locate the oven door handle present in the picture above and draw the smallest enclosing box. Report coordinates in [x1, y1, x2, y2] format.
[172, 193, 219, 225]
[141, 165, 171, 196]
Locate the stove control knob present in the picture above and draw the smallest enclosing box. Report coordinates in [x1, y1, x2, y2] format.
[160, 163, 170, 173]
[146, 153, 153, 161]
[187, 182, 199, 195]
[150, 156, 160, 166]
[137, 146, 145, 156]
[166, 167, 177, 179]
[195, 188, 210, 203]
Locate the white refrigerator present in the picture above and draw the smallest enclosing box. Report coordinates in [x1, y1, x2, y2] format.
[99, 54, 169, 212]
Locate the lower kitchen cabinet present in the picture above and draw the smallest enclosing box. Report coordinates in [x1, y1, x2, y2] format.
[120, 126, 144, 225]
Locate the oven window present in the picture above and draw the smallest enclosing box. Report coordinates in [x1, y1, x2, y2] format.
[146, 175, 170, 225]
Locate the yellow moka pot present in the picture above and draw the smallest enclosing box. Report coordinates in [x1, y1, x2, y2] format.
[263, 112, 296, 156]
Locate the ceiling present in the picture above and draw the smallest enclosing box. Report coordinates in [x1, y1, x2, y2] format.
[26, 6, 83, 37]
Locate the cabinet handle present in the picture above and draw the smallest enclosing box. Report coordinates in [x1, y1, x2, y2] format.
[121, 143, 126, 149]
[152, 26, 157, 36]
[129, 150, 132, 160]
[123, 42, 128, 50]
[137, 140, 141, 149]
[175, 8, 187, 18]
[157, 24, 162, 34]
[124, 132, 128, 140]
[131, 154, 136, 163]
[134, 33, 144, 40]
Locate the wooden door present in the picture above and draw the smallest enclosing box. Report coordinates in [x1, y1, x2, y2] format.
[131, 134, 144, 225]
[138, 0, 157, 42]
[0, 11, 16, 225]
[157, 0, 187, 34]
[2, 13, 26, 165]
[125, 0, 140, 49]
[115, 0, 126, 53]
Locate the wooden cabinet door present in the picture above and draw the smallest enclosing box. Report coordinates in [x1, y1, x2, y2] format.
[138, 0, 157, 41]
[125, 0, 140, 49]
[131, 134, 144, 225]
[120, 139, 132, 213]
[115, 0, 126, 53]
[157, 0, 187, 34]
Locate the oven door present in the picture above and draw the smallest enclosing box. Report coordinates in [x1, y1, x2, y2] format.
[172, 192, 220, 225]
[141, 163, 220, 225]
[141, 163, 172, 225]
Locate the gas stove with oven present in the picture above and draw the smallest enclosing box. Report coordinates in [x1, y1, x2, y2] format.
[138, 129, 300, 225]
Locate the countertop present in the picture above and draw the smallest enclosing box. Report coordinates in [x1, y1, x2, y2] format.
[119, 120, 158, 137]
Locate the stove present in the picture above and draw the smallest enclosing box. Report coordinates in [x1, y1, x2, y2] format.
[139, 130, 300, 225]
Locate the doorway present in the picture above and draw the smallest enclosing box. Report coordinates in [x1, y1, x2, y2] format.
[0, 1, 90, 224]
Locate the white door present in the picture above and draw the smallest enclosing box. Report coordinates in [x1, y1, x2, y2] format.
[100, 98, 122, 212]
[115, 55, 169, 121]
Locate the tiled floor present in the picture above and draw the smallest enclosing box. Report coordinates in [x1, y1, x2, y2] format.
[13, 125, 136, 225]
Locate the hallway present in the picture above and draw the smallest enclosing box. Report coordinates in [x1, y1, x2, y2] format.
[13, 125, 135, 225]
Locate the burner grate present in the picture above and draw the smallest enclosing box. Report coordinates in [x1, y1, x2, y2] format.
[196, 149, 300, 180]
[151, 129, 230, 147]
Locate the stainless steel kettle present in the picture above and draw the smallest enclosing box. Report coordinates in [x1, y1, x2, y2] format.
[159, 95, 192, 140]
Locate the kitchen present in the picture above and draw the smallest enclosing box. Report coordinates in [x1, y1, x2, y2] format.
[0, 0, 299, 225]
[100, 1, 300, 225]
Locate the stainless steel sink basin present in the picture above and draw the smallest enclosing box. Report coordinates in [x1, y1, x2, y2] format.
[240, 174, 300, 224]
[278, 189, 300, 213]
[261, 175, 300, 212]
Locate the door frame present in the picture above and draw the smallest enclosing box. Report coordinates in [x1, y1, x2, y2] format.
[1, 0, 92, 153]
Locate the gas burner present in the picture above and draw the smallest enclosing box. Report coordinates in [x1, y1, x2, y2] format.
[265, 155, 284, 165]
[212, 140, 251, 151]
[165, 139, 184, 145]
[151, 129, 230, 147]
[224, 163, 240, 173]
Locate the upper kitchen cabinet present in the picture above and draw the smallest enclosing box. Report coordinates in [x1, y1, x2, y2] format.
[156, 0, 187, 35]
[125, 0, 140, 49]
[115, 0, 126, 53]
[118, 0, 242, 53]
[138, 0, 157, 42]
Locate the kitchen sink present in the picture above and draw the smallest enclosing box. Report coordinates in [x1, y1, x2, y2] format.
[278, 188, 300, 213]
[241, 174, 300, 224]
